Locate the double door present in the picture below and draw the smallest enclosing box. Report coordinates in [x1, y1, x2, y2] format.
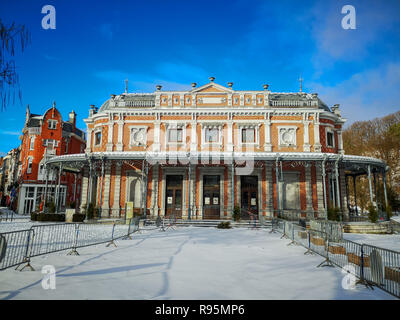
[241, 176, 258, 219]
[165, 175, 183, 219]
[203, 175, 220, 219]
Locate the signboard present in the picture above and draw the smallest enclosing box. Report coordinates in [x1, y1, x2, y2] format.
[251, 198, 257, 206]
[125, 202, 134, 224]
[213, 197, 219, 205]
[167, 197, 173, 205]
[204, 197, 210, 205]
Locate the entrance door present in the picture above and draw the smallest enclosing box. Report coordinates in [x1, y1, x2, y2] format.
[203, 175, 220, 219]
[241, 176, 258, 219]
[165, 175, 183, 219]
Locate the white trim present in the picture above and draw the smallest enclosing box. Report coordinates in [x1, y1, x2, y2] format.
[277, 126, 298, 148]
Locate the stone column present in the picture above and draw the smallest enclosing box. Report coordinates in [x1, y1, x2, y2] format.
[106, 122, 113, 152]
[102, 162, 112, 217]
[116, 118, 124, 152]
[86, 129, 93, 153]
[112, 162, 122, 217]
[264, 119, 272, 152]
[313, 114, 321, 152]
[150, 164, 159, 218]
[265, 161, 273, 217]
[316, 162, 325, 217]
[80, 167, 89, 212]
[340, 168, 349, 220]
[227, 120, 233, 152]
[303, 120, 311, 152]
[305, 165, 313, 212]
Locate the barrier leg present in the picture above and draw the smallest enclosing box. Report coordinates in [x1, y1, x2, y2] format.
[106, 224, 117, 247]
[316, 241, 334, 267]
[67, 225, 80, 255]
[15, 231, 34, 271]
[304, 231, 315, 255]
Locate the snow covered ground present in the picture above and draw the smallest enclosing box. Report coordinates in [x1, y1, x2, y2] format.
[0, 226, 396, 300]
[343, 233, 400, 252]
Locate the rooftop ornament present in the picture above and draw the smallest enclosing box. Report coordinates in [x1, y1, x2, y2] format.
[263, 84, 269, 91]
[191, 82, 197, 88]
[227, 82, 233, 88]
[209, 76, 215, 82]
[156, 85, 162, 91]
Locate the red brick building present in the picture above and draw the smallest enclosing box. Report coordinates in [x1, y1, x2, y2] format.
[17, 103, 86, 214]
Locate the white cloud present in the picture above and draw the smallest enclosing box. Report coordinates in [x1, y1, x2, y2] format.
[309, 63, 400, 125]
[1, 131, 20, 136]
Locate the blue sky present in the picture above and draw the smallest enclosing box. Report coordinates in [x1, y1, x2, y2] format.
[0, 0, 399, 156]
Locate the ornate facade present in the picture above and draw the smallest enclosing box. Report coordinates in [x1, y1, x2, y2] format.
[46, 78, 388, 220]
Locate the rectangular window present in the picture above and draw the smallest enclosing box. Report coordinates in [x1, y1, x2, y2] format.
[27, 158, 33, 174]
[48, 120, 57, 130]
[242, 128, 255, 143]
[327, 132, 334, 148]
[205, 128, 219, 143]
[30, 137, 35, 150]
[95, 132, 102, 145]
[168, 128, 183, 143]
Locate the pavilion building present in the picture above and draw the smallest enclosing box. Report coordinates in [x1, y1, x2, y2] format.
[46, 78, 389, 220]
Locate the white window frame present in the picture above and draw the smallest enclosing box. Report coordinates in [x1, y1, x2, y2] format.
[129, 126, 148, 147]
[165, 123, 186, 146]
[238, 124, 261, 147]
[48, 119, 57, 130]
[27, 157, 33, 174]
[29, 137, 35, 150]
[201, 123, 223, 148]
[326, 127, 335, 148]
[278, 126, 298, 148]
[94, 129, 102, 146]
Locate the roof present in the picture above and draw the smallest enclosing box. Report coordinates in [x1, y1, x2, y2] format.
[97, 81, 333, 113]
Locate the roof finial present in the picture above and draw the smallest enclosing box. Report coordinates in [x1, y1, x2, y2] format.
[298, 74, 303, 93]
[124, 79, 128, 94]
[52, 101, 56, 117]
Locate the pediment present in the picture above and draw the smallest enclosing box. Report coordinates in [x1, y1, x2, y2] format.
[191, 82, 233, 94]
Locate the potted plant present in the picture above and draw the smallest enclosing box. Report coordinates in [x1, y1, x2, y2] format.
[232, 206, 241, 222]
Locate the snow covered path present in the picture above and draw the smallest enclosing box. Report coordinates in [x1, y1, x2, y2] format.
[0, 227, 396, 300]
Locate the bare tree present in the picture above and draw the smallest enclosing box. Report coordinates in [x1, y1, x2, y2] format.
[0, 20, 31, 111]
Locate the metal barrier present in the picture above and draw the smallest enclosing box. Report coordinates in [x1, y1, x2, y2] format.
[0, 229, 34, 271]
[362, 244, 400, 298]
[273, 218, 400, 298]
[0, 217, 147, 271]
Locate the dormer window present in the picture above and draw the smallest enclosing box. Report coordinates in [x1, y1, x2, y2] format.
[48, 120, 57, 130]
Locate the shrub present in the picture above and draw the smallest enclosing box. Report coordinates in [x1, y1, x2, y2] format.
[217, 221, 232, 229]
[36, 213, 65, 222]
[232, 206, 241, 222]
[68, 201, 76, 209]
[31, 212, 38, 221]
[368, 205, 378, 223]
[327, 207, 341, 222]
[47, 201, 56, 213]
[72, 213, 85, 222]
[86, 203, 96, 219]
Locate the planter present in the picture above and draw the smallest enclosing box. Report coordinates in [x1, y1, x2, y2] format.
[384, 267, 400, 283]
[347, 252, 370, 267]
[311, 237, 325, 246]
[328, 245, 346, 255]
[298, 231, 308, 239]
[65, 209, 76, 223]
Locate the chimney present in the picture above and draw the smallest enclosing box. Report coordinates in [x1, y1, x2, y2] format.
[69, 110, 76, 128]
